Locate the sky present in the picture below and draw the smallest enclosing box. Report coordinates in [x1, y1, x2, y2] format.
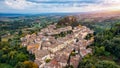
[0, 0, 120, 14]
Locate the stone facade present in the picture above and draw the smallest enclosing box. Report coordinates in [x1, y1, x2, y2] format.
[21, 24, 94, 68]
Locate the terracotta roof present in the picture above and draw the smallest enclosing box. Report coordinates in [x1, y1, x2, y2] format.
[27, 43, 39, 51]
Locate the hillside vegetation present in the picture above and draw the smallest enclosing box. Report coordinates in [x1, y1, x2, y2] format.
[57, 16, 79, 27]
[78, 17, 120, 68]
[0, 14, 120, 68]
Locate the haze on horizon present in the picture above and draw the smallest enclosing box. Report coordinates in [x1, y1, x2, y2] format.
[0, 0, 120, 14]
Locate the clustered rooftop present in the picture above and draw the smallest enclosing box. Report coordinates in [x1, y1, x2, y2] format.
[21, 23, 94, 68]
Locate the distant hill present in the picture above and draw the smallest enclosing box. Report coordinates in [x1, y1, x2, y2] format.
[0, 13, 79, 17]
[0, 13, 29, 17]
[78, 10, 120, 17]
[76, 10, 120, 22]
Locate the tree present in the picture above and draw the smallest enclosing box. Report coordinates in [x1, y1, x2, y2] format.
[1, 54, 8, 63]
[18, 30, 22, 36]
[15, 62, 25, 68]
[79, 58, 120, 68]
[78, 58, 96, 68]
[95, 60, 120, 68]
[57, 16, 79, 27]
[0, 36, 1, 42]
[8, 51, 16, 59]
[16, 53, 28, 62]
[23, 61, 38, 68]
[104, 38, 120, 58]
[94, 46, 105, 56]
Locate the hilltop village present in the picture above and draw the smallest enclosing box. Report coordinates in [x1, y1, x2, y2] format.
[21, 16, 94, 68]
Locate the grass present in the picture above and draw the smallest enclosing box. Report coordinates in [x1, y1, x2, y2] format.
[0, 63, 13, 68]
[2, 38, 8, 42]
[1, 35, 13, 42]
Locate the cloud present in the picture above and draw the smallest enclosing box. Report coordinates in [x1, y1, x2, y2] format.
[4, 0, 100, 10]
[103, 0, 120, 4]
[1, 0, 120, 13]
[100, 0, 120, 10]
[5, 0, 36, 9]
